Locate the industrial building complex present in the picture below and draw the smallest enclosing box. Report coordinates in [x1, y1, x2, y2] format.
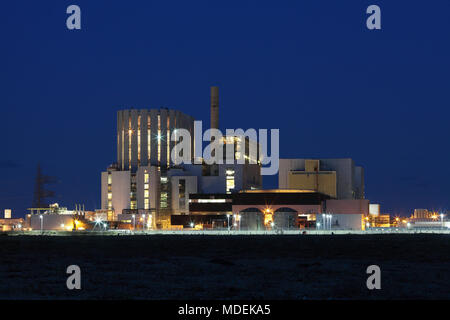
[2, 86, 447, 233]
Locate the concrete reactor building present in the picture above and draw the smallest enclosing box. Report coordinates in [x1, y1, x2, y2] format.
[279, 159, 364, 200]
[101, 87, 261, 229]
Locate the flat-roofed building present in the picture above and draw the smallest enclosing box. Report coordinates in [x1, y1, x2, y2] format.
[184, 190, 367, 230]
[279, 158, 364, 200]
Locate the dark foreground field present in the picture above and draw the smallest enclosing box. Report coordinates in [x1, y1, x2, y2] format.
[1, 234, 449, 299]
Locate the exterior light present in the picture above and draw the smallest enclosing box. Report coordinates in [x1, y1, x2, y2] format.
[407, 222, 411, 228]
[39, 215, 43, 219]
[317, 222, 321, 227]
[95, 218, 102, 224]
[270, 222, 275, 227]
[190, 222, 194, 228]
[60, 224, 64, 228]
[128, 129, 133, 135]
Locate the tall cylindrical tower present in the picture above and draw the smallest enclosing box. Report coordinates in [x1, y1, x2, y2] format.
[210, 86, 219, 129]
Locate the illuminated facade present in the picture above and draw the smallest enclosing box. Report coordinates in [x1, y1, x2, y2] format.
[117, 108, 195, 170]
[101, 108, 195, 228]
[185, 191, 368, 230]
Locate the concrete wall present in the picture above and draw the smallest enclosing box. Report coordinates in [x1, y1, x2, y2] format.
[325, 199, 369, 215]
[30, 214, 75, 231]
[175, 163, 261, 194]
[170, 175, 198, 214]
[101, 170, 131, 215]
[279, 158, 364, 200]
[136, 166, 160, 212]
[317, 213, 363, 230]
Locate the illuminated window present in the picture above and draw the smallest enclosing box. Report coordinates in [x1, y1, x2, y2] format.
[128, 116, 132, 170]
[144, 190, 149, 198]
[226, 169, 235, 194]
[196, 199, 226, 203]
[157, 114, 161, 164]
[147, 115, 151, 163]
[144, 173, 149, 183]
[160, 192, 168, 208]
[167, 116, 170, 166]
[137, 115, 141, 166]
[179, 179, 185, 210]
[144, 198, 149, 210]
[144, 183, 149, 190]
[107, 193, 112, 200]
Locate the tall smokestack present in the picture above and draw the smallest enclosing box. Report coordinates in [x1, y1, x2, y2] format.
[210, 86, 219, 129]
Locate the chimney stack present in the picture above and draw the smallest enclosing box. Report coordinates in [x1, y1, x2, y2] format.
[210, 86, 219, 129]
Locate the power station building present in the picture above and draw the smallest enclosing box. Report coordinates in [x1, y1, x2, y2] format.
[116, 108, 195, 170]
[100, 87, 369, 231]
[186, 190, 368, 230]
[101, 87, 262, 228]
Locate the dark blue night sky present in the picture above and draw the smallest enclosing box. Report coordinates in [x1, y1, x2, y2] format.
[1, 0, 449, 217]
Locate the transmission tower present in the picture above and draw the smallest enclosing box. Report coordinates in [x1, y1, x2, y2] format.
[32, 163, 56, 208]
